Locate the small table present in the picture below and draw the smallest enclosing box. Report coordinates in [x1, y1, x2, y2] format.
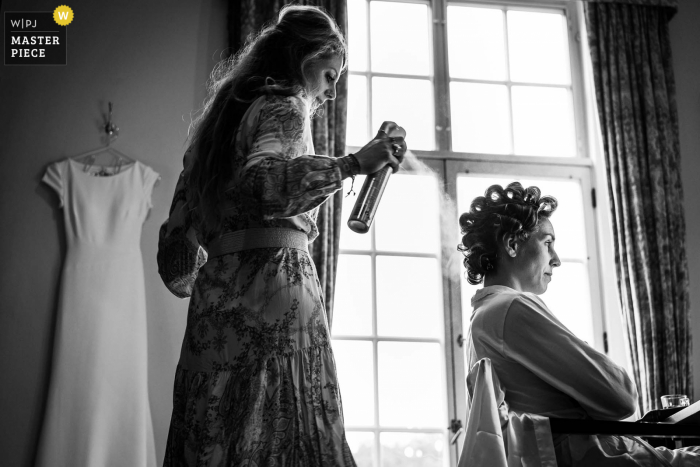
[549, 402, 700, 449]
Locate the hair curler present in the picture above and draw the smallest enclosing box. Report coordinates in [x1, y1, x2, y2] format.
[347, 122, 406, 234]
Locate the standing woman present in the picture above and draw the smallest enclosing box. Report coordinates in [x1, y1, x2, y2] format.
[157, 5, 406, 466]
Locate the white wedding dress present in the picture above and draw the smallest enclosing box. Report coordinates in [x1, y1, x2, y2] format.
[37, 158, 159, 467]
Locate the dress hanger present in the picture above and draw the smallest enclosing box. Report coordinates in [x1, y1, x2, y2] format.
[71, 146, 134, 167]
[70, 102, 135, 176]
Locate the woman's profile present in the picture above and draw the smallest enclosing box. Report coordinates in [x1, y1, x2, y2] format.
[459, 181, 700, 466]
[157, 5, 406, 466]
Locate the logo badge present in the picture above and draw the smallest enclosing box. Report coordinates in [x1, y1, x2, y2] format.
[53, 6, 73, 26]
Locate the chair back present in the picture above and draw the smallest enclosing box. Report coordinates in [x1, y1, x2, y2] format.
[459, 358, 557, 467]
[459, 358, 509, 467]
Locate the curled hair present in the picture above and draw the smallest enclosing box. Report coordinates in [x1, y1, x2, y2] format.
[457, 182, 557, 285]
[186, 5, 347, 232]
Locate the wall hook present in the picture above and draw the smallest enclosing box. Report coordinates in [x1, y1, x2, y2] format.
[104, 101, 120, 144]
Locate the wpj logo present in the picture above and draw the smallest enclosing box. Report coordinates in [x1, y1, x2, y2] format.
[11, 18, 39, 29]
[4, 6, 72, 65]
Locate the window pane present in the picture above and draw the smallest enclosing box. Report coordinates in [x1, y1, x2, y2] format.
[450, 82, 510, 154]
[348, 0, 368, 72]
[347, 75, 369, 147]
[341, 175, 372, 251]
[512, 86, 575, 157]
[376, 256, 442, 338]
[540, 261, 594, 344]
[375, 174, 440, 254]
[333, 254, 373, 336]
[370, 2, 430, 76]
[373, 77, 434, 150]
[507, 10, 570, 85]
[380, 432, 445, 467]
[332, 340, 375, 426]
[447, 6, 506, 81]
[346, 431, 376, 467]
[378, 342, 445, 427]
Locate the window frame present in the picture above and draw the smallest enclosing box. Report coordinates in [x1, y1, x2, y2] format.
[342, 1, 613, 465]
[333, 159, 453, 466]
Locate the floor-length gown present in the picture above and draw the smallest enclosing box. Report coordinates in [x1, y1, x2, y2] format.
[37, 158, 159, 467]
[157, 94, 356, 466]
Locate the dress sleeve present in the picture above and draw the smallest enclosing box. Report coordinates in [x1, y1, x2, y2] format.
[42, 161, 64, 208]
[237, 96, 343, 219]
[502, 295, 638, 420]
[142, 164, 161, 210]
[156, 151, 207, 299]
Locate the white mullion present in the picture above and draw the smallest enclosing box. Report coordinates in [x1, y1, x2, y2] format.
[346, 426, 445, 433]
[368, 71, 433, 81]
[448, 157, 590, 179]
[332, 335, 443, 343]
[442, 158, 466, 465]
[373, 0, 429, 4]
[502, 6, 515, 156]
[449, 76, 571, 89]
[341, 249, 439, 260]
[345, 147, 594, 166]
[373, 334, 380, 467]
[565, 1, 589, 160]
[453, 0, 571, 11]
[369, 183, 381, 466]
[578, 170, 607, 353]
[431, 0, 449, 151]
[366, 0, 374, 142]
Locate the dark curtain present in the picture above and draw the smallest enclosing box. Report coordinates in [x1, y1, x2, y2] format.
[584, 0, 691, 412]
[229, 0, 348, 330]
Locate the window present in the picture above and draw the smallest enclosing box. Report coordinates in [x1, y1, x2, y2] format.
[336, 1, 605, 465]
[333, 170, 451, 466]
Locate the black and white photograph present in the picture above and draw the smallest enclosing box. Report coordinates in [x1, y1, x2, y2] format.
[1, 0, 700, 466]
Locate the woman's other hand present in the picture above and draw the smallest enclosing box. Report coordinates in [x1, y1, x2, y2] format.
[353, 121, 407, 174]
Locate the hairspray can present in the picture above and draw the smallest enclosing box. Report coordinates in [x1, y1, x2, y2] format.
[347, 122, 406, 234]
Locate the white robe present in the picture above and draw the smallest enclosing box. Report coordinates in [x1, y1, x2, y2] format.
[466, 285, 700, 467]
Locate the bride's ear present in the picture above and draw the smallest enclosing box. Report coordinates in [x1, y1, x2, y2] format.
[500, 232, 519, 258]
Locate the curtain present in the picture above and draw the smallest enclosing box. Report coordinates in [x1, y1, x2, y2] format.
[584, 0, 692, 412]
[229, 0, 348, 330]
[581, 0, 677, 7]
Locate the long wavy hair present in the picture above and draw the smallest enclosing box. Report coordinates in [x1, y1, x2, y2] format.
[186, 5, 347, 232]
[458, 182, 558, 285]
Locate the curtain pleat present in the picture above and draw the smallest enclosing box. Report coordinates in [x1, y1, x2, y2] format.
[584, 1, 691, 413]
[228, 0, 347, 330]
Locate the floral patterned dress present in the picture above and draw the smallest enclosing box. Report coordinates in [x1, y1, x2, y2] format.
[157, 94, 356, 466]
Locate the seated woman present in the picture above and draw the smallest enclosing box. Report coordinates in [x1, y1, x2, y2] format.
[459, 182, 699, 467]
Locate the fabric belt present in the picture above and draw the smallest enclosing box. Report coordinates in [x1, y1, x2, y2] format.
[207, 228, 309, 258]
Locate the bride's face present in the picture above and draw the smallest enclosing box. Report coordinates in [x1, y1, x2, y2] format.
[511, 218, 561, 295]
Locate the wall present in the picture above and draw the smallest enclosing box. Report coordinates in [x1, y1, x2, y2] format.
[670, 0, 700, 402]
[0, 1, 226, 465]
[1, 0, 699, 465]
